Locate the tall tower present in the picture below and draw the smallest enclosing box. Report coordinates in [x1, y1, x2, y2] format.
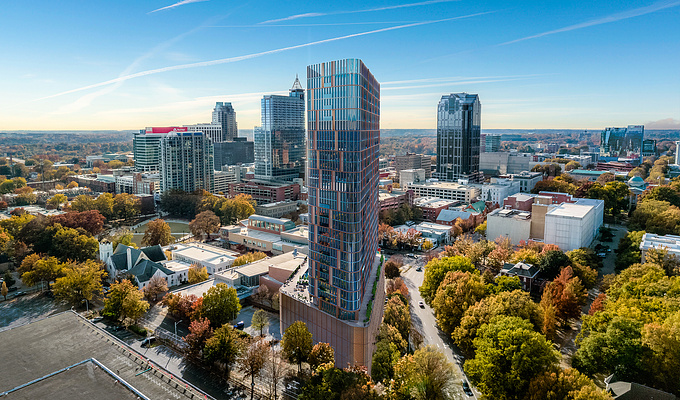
[212, 102, 238, 141]
[435, 93, 482, 183]
[159, 130, 215, 193]
[307, 59, 380, 320]
[254, 76, 306, 181]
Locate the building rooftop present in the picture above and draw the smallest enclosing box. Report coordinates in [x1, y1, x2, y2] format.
[0, 312, 211, 399]
[414, 196, 456, 208]
[546, 203, 595, 219]
[232, 251, 306, 279]
[640, 233, 680, 254]
[490, 208, 532, 220]
[171, 243, 239, 265]
[507, 193, 536, 202]
[570, 169, 608, 176]
[436, 209, 474, 222]
[249, 214, 294, 226]
[407, 180, 476, 190]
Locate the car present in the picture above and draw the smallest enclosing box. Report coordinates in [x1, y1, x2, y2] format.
[406, 253, 415, 258]
[14, 291, 26, 297]
[91, 317, 104, 323]
[234, 321, 245, 330]
[140, 337, 156, 347]
[418, 301, 425, 308]
[462, 380, 473, 396]
[416, 266, 422, 272]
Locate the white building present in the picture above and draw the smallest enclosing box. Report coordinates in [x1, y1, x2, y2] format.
[170, 243, 240, 275]
[159, 130, 215, 193]
[543, 199, 604, 251]
[115, 172, 160, 195]
[486, 209, 532, 245]
[394, 222, 452, 247]
[221, 214, 308, 254]
[255, 200, 298, 218]
[399, 168, 426, 186]
[473, 178, 521, 205]
[404, 180, 480, 203]
[214, 165, 244, 194]
[640, 233, 680, 263]
[502, 171, 543, 193]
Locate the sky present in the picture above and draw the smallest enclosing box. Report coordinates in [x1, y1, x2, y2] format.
[1, 0, 679, 131]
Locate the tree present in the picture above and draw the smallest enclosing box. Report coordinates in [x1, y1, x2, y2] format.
[70, 195, 95, 212]
[384, 296, 411, 340]
[384, 260, 401, 279]
[110, 230, 136, 249]
[204, 324, 244, 378]
[3, 270, 15, 288]
[95, 193, 115, 219]
[184, 317, 213, 358]
[299, 364, 379, 400]
[1, 281, 7, 300]
[20, 256, 67, 288]
[541, 267, 587, 328]
[47, 193, 68, 209]
[595, 172, 615, 185]
[432, 271, 487, 335]
[490, 275, 521, 294]
[565, 160, 581, 171]
[188, 264, 209, 284]
[309, 342, 335, 370]
[48, 224, 99, 262]
[239, 339, 269, 400]
[453, 290, 543, 354]
[282, 321, 313, 373]
[464, 316, 559, 400]
[251, 309, 269, 337]
[537, 250, 570, 280]
[615, 230, 645, 271]
[233, 251, 267, 267]
[113, 193, 141, 220]
[421, 239, 434, 251]
[386, 277, 409, 298]
[377, 322, 408, 354]
[52, 260, 105, 306]
[419, 256, 475, 303]
[264, 348, 286, 400]
[526, 368, 613, 400]
[641, 311, 680, 394]
[66, 181, 78, 189]
[390, 345, 455, 400]
[144, 275, 168, 301]
[371, 340, 400, 383]
[50, 210, 106, 235]
[189, 210, 221, 240]
[102, 279, 149, 324]
[141, 219, 173, 246]
[201, 283, 241, 327]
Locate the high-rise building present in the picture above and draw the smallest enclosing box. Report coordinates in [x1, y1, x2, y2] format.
[483, 134, 501, 153]
[134, 127, 186, 172]
[280, 59, 385, 371]
[435, 93, 482, 183]
[395, 153, 432, 178]
[254, 77, 306, 182]
[214, 138, 254, 169]
[212, 102, 238, 141]
[600, 125, 644, 161]
[159, 130, 214, 193]
[676, 141, 680, 165]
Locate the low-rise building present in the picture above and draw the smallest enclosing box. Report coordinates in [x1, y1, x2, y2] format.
[394, 222, 452, 247]
[640, 233, 680, 263]
[486, 209, 532, 245]
[255, 200, 298, 218]
[221, 214, 308, 254]
[399, 168, 426, 186]
[501, 171, 543, 193]
[67, 174, 116, 193]
[170, 242, 240, 274]
[473, 178, 521, 206]
[229, 179, 300, 205]
[379, 189, 414, 211]
[435, 209, 478, 226]
[115, 172, 159, 195]
[404, 180, 480, 203]
[413, 196, 457, 221]
[499, 261, 540, 291]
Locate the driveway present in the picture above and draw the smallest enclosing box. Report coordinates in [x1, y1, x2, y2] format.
[400, 259, 478, 400]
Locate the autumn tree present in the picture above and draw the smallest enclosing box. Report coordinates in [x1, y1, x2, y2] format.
[465, 316, 559, 400]
[184, 317, 213, 358]
[102, 279, 149, 324]
[141, 219, 173, 246]
[144, 275, 168, 301]
[19, 255, 67, 288]
[384, 296, 411, 340]
[113, 193, 141, 220]
[2, 270, 15, 288]
[188, 264, 209, 284]
[189, 210, 221, 240]
[386, 277, 409, 298]
[540, 267, 587, 329]
[52, 260, 106, 306]
[201, 283, 241, 327]
[308, 342, 335, 370]
[47, 193, 68, 209]
[282, 321, 313, 373]
[384, 260, 401, 279]
[233, 251, 267, 267]
[537, 250, 570, 280]
[390, 345, 455, 400]
[432, 271, 488, 335]
[204, 324, 244, 378]
[1, 281, 7, 300]
[377, 323, 408, 354]
[526, 368, 612, 400]
[239, 339, 270, 400]
[50, 210, 106, 235]
[419, 256, 475, 303]
[251, 309, 269, 337]
[264, 348, 286, 400]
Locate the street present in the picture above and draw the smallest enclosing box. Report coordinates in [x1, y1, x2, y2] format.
[400, 255, 478, 400]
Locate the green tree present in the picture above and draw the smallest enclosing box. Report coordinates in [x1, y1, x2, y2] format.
[141, 219, 173, 246]
[308, 342, 335, 370]
[102, 279, 149, 323]
[49, 224, 99, 262]
[52, 260, 105, 306]
[282, 321, 313, 373]
[371, 340, 400, 383]
[70, 194, 96, 212]
[384, 296, 411, 340]
[251, 309, 269, 337]
[465, 316, 559, 400]
[490, 275, 522, 294]
[390, 345, 456, 400]
[113, 193, 141, 220]
[640, 185, 680, 207]
[204, 324, 244, 378]
[419, 255, 475, 303]
[189, 210, 221, 240]
[641, 311, 680, 394]
[377, 322, 408, 354]
[432, 271, 488, 335]
[19, 256, 67, 288]
[299, 364, 379, 400]
[3, 270, 16, 288]
[95, 193, 115, 219]
[201, 283, 241, 327]
[47, 193, 68, 208]
[615, 230, 645, 271]
[110, 230, 136, 249]
[537, 250, 570, 280]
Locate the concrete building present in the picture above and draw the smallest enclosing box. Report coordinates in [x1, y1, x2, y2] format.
[435, 93, 482, 183]
[67, 174, 116, 193]
[399, 168, 426, 186]
[379, 189, 414, 211]
[413, 196, 457, 221]
[159, 130, 214, 193]
[214, 166, 244, 194]
[212, 102, 238, 141]
[85, 153, 130, 167]
[395, 153, 432, 178]
[501, 171, 543, 193]
[254, 77, 306, 182]
[394, 222, 452, 247]
[213, 139, 254, 168]
[255, 200, 298, 218]
[543, 199, 604, 251]
[170, 243, 240, 275]
[280, 58, 384, 372]
[480, 152, 535, 176]
[215, 251, 307, 296]
[640, 233, 680, 263]
[676, 141, 680, 165]
[404, 180, 480, 203]
[134, 127, 182, 172]
[474, 178, 521, 206]
[221, 214, 308, 254]
[229, 179, 300, 204]
[115, 172, 159, 195]
[487, 208, 532, 245]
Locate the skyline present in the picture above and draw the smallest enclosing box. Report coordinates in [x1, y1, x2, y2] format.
[1, 0, 679, 131]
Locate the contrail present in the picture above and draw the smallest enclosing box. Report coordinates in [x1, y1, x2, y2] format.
[37, 11, 494, 102]
[259, 0, 460, 24]
[501, 0, 680, 45]
[149, 0, 209, 14]
[209, 21, 419, 28]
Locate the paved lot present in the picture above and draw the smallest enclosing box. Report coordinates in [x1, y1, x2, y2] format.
[0, 291, 70, 329]
[400, 256, 478, 400]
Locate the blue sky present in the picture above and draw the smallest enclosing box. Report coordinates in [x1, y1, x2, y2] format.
[1, 0, 679, 130]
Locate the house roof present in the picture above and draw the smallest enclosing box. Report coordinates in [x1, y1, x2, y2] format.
[109, 244, 166, 272]
[436, 209, 473, 222]
[141, 244, 166, 262]
[127, 259, 174, 283]
[468, 200, 486, 213]
[502, 261, 540, 278]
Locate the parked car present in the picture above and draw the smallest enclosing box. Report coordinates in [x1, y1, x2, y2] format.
[416, 266, 422, 272]
[462, 380, 473, 396]
[91, 317, 104, 323]
[418, 301, 425, 308]
[234, 321, 245, 330]
[140, 337, 156, 348]
[406, 253, 416, 258]
[14, 291, 26, 297]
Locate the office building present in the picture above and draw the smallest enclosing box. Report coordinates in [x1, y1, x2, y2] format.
[214, 138, 254, 168]
[229, 179, 300, 204]
[404, 180, 480, 203]
[501, 171, 543, 193]
[221, 214, 308, 254]
[134, 127, 183, 172]
[395, 153, 432, 178]
[642, 139, 657, 157]
[212, 102, 238, 141]
[481, 133, 501, 152]
[676, 141, 680, 165]
[186, 123, 223, 144]
[399, 168, 426, 186]
[480, 152, 535, 176]
[600, 125, 644, 161]
[159, 130, 214, 193]
[435, 93, 482, 183]
[280, 59, 384, 371]
[254, 77, 306, 182]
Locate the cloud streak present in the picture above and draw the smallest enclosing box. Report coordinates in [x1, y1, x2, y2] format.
[37, 11, 494, 102]
[501, 0, 680, 45]
[149, 0, 208, 14]
[259, 0, 460, 24]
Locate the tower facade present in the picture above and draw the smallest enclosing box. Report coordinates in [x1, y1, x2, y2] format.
[212, 102, 238, 141]
[306, 59, 380, 320]
[254, 77, 306, 181]
[435, 93, 482, 183]
[159, 131, 215, 193]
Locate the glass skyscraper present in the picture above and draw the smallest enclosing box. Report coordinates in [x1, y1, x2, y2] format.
[254, 77, 306, 181]
[159, 131, 215, 193]
[212, 102, 238, 141]
[435, 93, 482, 183]
[600, 125, 644, 161]
[307, 59, 380, 321]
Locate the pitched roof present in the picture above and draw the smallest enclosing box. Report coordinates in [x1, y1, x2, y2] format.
[128, 259, 174, 283]
[436, 209, 473, 222]
[141, 244, 166, 262]
[468, 200, 487, 213]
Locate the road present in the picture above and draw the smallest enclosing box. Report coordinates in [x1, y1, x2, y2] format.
[400, 256, 478, 400]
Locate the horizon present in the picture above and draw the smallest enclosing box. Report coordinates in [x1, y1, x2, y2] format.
[1, 0, 679, 130]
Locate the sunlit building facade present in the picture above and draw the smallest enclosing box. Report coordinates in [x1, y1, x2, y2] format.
[159, 130, 214, 193]
[435, 93, 482, 183]
[212, 102, 238, 141]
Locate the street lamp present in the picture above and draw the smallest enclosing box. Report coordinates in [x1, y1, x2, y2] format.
[174, 320, 182, 336]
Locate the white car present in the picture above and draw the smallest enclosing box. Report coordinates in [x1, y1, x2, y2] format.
[418, 301, 425, 308]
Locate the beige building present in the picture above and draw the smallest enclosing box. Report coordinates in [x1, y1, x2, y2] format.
[255, 200, 298, 218]
[395, 153, 432, 178]
[399, 168, 426, 186]
[221, 214, 308, 255]
[404, 180, 480, 203]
